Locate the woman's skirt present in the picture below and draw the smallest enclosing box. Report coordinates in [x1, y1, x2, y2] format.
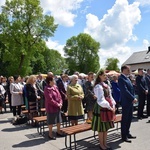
[47, 111, 62, 125]
[68, 115, 84, 121]
[92, 103, 114, 132]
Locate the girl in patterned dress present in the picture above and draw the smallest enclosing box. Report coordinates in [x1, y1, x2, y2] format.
[92, 70, 116, 150]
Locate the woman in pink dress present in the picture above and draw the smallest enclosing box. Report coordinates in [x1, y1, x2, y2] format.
[44, 76, 64, 140]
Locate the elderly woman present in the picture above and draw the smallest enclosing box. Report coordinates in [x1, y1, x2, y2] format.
[44, 76, 63, 140]
[10, 75, 24, 120]
[67, 75, 84, 126]
[92, 70, 116, 150]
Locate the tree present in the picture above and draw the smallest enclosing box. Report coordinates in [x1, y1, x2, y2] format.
[64, 33, 100, 74]
[0, 0, 57, 76]
[0, 41, 10, 76]
[105, 58, 120, 71]
[31, 48, 68, 75]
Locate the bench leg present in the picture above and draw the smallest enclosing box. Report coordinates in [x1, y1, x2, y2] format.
[93, 131, 97, 139]
[116, 122, 118, 131]
[64, 135, 72, 150]
[74, 134, 77, 150]
[36, 122, 40, 134]
[69, 135, 72, 149]
[42, 121, 45, 136]
[65, 135, 68, 148]
[38, 121, 45, 136]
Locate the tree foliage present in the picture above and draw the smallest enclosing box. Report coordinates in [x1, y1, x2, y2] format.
[0, 41, 10, 76]
[31, 49, 68, 75]
[0, 0, 57, 76]
[64, 33, 100, 74]
[105, 58, 120, 71]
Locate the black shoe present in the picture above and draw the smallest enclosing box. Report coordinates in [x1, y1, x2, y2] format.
[0, 111, 3, 114]
[48, 135, 56, 140]
[106, 147, 112, 150]
[128, 134, 136, 139]
[122, 138, 132, 143]
[138, 116, 142, 120]
[56, 132, 65, 137]
[142, 115, 148, 119]
[99, 146, 107, 150]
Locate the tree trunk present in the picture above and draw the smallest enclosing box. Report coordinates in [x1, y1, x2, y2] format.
[18, 54, 25, 74]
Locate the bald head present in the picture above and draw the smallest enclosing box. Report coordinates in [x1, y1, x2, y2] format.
[47, 72, 54, 78]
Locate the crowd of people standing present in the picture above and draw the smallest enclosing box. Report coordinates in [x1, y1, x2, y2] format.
[0, 65, 150, 149]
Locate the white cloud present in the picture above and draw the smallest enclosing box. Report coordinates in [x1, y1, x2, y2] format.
[46, 39, 65, 56]
[0, 0, 84, 27]
[143, 39, 149, 49]
[0, 0, 5, 12]
[99, 46, 132, 68]
[40, 0, 84, 27]
[84, 0, 141, 67]
[135, 0, 150, 6]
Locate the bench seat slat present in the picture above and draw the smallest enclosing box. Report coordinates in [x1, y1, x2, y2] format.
[33, 116, 47, 122]
[61, 123, 91, 135]
[114, 114, 122, 123]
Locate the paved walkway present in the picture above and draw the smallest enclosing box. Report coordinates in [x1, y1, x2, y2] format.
[0, 110, 150, 150]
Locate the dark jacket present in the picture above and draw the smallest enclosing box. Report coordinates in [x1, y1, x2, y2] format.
[145, 74, 150, 92]
[111, 81, 120, 102]
[26, 84, 37, 102]
[136, 75, 148, 95]
[57, 78, 66, 101]
[118, 74, 135, 107]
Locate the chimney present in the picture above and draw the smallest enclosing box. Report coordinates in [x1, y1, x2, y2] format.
[146, 46, 150, 54]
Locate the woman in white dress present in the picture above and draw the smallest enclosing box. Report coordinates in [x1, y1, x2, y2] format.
[10, 75, 24, 119]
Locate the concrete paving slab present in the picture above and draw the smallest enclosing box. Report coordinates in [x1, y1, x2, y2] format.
[0, 111, 150, 150]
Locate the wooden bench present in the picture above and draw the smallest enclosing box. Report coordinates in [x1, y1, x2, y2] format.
[39, 108, 46, 116]
[33, 116, 47, 135]
[21, 105, 26, 110]
[21, 110, 30, 124]
[61, 112, 69, 127]
[60, 123, 92, 149]
[114, 114, 122, 130]
[33, 116, 46, 134]
[32, 112, 69, 136]
[22, 110, 29, 116]
[61, 114, 122, 149]
[93, 114, 122, 138]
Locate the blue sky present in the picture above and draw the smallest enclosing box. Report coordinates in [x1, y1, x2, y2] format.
[1, 0, 150, 68]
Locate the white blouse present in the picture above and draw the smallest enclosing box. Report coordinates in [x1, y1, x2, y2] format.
[94, 83, 116, 109]
[0, 85, 5, 95]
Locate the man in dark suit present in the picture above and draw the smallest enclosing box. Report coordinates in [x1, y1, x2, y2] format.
[118, 65, 137, 143]
[144, 69, 150, 122]
[136, 68, 148, 119]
